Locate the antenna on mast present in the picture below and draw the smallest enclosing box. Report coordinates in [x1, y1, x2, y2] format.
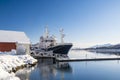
[60, 28, 65, 43]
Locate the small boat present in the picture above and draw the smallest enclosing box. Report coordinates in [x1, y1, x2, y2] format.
[30, 26, 72, 58]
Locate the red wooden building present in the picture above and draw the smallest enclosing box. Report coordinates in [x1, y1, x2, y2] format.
[0, 30, 30, 54]
[0, 42, 16, 52]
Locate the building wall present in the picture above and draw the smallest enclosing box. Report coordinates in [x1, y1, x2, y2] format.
[0, 42, 16, 52]
[23, 44, 30, 54]
[16, 43, 30, 55]
[0, 42, 30, 54]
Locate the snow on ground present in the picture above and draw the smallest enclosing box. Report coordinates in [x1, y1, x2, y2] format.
[0, 50, 37, 80]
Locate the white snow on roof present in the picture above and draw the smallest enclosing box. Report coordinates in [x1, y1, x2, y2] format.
[0, 30, 30, 44]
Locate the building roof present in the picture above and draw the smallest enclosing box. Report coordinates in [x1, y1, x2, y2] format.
[0, 30, 30, 44]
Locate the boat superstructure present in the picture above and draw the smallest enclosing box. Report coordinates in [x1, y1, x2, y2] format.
[30, 26, 72, 58]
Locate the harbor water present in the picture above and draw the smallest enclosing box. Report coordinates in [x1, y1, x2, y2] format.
[15, 50, 120, 80]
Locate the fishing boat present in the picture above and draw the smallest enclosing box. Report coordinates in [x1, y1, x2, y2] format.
[30, 27, 72, 58]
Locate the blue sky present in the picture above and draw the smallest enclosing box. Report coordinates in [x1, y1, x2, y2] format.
[0, 0, 120, 48]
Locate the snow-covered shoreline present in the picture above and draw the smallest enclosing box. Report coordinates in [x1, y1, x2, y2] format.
[0, 51, 37, 80]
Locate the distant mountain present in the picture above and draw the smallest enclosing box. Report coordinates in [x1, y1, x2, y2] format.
[108, 44, 120, 49]
[85, 43, 120, 50]
[71, 48, 82, 50]
[91, 44, 112, 48]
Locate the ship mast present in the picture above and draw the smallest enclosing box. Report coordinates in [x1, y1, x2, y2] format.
[60, 28, 65, 43]
[45, 26, 49, 38]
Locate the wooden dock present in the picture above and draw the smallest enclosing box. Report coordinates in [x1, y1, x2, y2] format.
[31, 54, 120, 62]
[56, 57, 120, 62]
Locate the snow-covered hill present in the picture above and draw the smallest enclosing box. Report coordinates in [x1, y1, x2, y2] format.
[91, 44, 112, 48]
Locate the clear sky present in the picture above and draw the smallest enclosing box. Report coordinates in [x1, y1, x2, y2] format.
[0, 0, 120, 48]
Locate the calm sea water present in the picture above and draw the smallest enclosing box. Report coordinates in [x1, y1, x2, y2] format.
[15, 50, 120, 80]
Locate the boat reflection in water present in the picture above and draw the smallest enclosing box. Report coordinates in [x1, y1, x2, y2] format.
[15, 58, 72, 80]
[54, 61, 72, 73]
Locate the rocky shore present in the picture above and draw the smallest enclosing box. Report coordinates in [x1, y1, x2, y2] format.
[0, 51, 37, 80]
